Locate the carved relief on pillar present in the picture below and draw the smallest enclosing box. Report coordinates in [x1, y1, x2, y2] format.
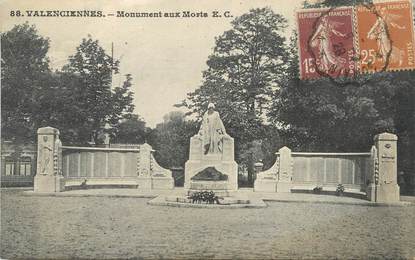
[53, 136, 63, 175]
[39, 136, 53, 175]
[37, 127, 59, 176]
[35, 127, 65, 192]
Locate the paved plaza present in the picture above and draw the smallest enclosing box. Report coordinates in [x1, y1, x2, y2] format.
[1, 188, 415, 259]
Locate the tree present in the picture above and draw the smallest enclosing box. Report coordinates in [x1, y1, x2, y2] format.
[109, 74, 135, 125]
[269, 1, 415, 193]
[148, 111, 198, 169]
[62, 37, 134, 144]
[389, 70, 415, 192]
[179, 8, 288, 181]
[268, 6, 401, 152]
[1, 25, 136, 146]
[111, 114, 149, 144]
[1, 23, 51, 143]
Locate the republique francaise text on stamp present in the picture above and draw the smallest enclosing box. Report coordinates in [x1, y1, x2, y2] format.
[297, 0, 415, 79]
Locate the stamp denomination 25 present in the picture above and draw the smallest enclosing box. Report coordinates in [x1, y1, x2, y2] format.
[356, 1, 415, 73]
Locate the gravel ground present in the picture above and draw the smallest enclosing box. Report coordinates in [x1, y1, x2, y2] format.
[1, 189, 415, 259]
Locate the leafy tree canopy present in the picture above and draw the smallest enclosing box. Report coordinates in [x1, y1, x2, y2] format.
[268, 1, 415, 178]
[148, 111, 198, 169]
[60, 37, 134, 144]
[1, 23, 51, 143]
[111, 114, 149, 144]
[178, 8, 288, 179]
[2, 25, 136, 145]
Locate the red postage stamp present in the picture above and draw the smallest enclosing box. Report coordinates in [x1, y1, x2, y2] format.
[297, 7, 356, 79]
[356, 0, 415, 72]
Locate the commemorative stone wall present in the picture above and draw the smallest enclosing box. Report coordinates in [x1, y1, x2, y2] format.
[34, 127, 174, 192]
[255, 132, 400, 202]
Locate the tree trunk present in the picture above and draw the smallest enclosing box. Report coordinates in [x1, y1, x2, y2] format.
[247, 153, 255, 187]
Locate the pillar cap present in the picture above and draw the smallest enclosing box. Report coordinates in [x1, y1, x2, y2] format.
[374, 132, 398, 142]
[141, 143, 155, 152]
[277, 146, 291, 154]
[37, 127, 59, 135]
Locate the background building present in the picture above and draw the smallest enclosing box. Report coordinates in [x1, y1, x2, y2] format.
[1, 141, 36, 187]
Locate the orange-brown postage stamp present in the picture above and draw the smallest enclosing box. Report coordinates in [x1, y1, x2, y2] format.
[356, 0, 415, 72]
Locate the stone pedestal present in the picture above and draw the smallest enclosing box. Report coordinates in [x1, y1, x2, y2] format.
[152, 177, 174, 189]
[254, 178, 277, 192]
[184, 135, 238, 191]
[276, 182, 293, 193]
[34, 175, 65, 193]
[188, 180, 230, 196]
[34, 127, 65, 192]
[367, 184, 400, 202]
[137, 176, 174, 190]
[137, 177, 152, 190]
[367, 133, 400, 202]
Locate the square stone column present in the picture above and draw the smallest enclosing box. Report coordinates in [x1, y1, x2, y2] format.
[34, 127, 65, 192]
[367, 133, 400, 202]
[136, 143, 153, 189]
[276, 146, 293, 193]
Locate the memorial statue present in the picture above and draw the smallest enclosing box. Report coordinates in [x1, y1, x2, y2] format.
[40, 136, 53, 174]
[197, 103, 227, 154]
[185, 103, 238, 191]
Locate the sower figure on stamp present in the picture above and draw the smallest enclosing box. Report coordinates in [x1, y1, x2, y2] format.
[197, 103, 226, 154]
[310, 16, 347, 72]
[367, 7, 406, 66]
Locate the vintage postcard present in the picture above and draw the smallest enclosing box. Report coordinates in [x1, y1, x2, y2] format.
[1, 0, 414, 259]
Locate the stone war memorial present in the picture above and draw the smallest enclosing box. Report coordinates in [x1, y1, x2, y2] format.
[3, 1, 415, 258]
[32, 121, 403, 205]
[184, 103, 238, 195]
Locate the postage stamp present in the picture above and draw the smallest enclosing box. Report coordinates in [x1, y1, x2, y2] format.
[356, 0, 415, 73]
[297, 7, 356, 79]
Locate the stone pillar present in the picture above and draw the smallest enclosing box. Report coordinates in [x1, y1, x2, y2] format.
[34, 127, 65, 192]
[276, 146, 293, 192]
[136, 143, 153, 189]
[367, 133, 400, 202]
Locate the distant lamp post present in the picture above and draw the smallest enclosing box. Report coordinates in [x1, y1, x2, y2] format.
[254, 161, 264, 181]
[104, 123, 111, 147]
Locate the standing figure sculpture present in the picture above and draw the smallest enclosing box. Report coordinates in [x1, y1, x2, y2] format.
[40, 136, 53, 174]
[198, 103, 226, 154]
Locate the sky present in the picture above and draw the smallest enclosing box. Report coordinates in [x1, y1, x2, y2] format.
[1, 0, 305, 127]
